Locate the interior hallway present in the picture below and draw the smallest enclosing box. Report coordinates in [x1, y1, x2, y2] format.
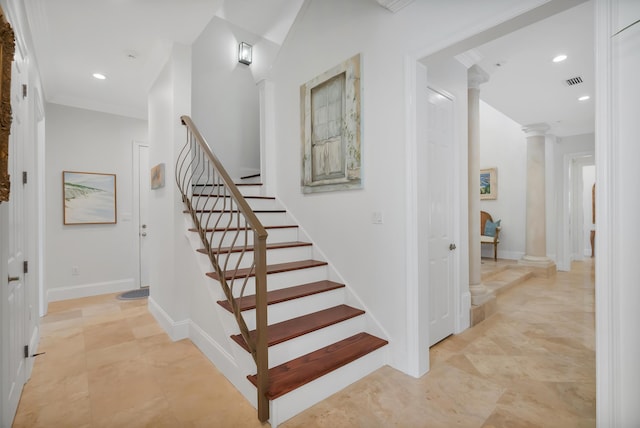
[13, 260, 595, 427]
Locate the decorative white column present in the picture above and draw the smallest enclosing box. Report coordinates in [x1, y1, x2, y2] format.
[519, 123, 556, 275]
[468, 65, 492, 306]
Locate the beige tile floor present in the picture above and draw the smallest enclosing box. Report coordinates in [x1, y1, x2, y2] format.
[13, 259, 595, 427]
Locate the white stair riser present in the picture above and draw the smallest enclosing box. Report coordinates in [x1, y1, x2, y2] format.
[199, 227, 300, 248]
[191, 196, 280, 211]
[228, 315, 367, 370]
[192, 185, 263, 197]
[236, 288, 346, 331]
[208, 265, 329, 297]
[191, 211, 288, 227]
[266, 316, 366, 369]
[269, 346, 387, 427]
[213, 246, 313, 271]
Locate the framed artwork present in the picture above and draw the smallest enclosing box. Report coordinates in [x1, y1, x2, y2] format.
[151, 163, 165, 189]
[480, 168, 497, 200]
[63, 171, 117, 225]
[300, 53, 361, 193]
[0, 11, 15, 202]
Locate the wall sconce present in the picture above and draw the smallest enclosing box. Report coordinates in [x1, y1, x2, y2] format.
[238, 42, 252, 65]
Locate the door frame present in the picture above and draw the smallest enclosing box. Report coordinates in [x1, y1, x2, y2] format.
[403, 0, 592, 379]
[132, 140, 149, 289]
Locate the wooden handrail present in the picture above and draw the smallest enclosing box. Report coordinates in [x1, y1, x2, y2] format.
[177, 116, 269, 422]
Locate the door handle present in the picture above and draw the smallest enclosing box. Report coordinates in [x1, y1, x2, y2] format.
[449, 243, 456, 251]
[141, 232, 147, 237]
[8, 276, 20, 282]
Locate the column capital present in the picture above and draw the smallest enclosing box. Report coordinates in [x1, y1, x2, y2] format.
[468, 65, 489, 90]
[522, 123, 550, 138]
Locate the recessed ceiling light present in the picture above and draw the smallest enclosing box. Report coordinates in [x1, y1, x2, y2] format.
[92, 73, 106, 80]
[578, 95, 590, 101]
[553, 54, 568, 63]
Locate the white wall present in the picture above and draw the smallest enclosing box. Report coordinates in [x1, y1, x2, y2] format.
[266, 0, 550, 374]
[603, 0, 640, 423]
[147, 44, 192, 335]
[478, 100, 527, 259]
[44, 104, 147, 302]
[191, 16, 280, 179]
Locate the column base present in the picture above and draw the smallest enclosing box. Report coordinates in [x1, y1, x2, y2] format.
[518, 256, 557, 277]
[470, 294, 497, 327]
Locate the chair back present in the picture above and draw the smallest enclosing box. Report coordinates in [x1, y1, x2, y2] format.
[480, 211, 493, 235]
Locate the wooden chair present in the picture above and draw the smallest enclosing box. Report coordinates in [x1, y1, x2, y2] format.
[480, 211, 500, 261]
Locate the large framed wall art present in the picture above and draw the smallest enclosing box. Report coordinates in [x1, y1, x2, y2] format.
[63, 171, 117, 225]
[300, 53, 362, 194]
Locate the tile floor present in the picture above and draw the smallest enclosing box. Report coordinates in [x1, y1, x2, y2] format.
[13, 259, 595, 427]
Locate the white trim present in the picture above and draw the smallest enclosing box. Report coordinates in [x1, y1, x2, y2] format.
[404, 56, 426, 377]
[595, 0, 615, 425]
[47, 279, 135, 302]
[258, 79, 276, 196]
[147, 296, 189, 341]
[132, 140, 149, 289]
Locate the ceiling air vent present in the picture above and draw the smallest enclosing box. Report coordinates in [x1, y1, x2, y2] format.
[565, 76, 584, 86]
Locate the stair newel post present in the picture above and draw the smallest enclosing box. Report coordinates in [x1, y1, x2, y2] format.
[254, 231, 269, 422]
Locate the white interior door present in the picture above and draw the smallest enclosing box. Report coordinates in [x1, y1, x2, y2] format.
[2, 52, 28, 427]
[133, 142, 150, 288]
[426, 87, 455, 346]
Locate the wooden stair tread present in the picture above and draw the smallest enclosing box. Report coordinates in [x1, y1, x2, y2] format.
[207, 259, 327, 281]
[231, 304, 364, 352]
[217, 280, 345, 312]
[247, 332, 388, 400]
[189, 224, 298, 233]
[192, 183, 263, 187]
[183, 209, 285, 214]
[198, 241, 311, 255]
[191, 193, 275, 200]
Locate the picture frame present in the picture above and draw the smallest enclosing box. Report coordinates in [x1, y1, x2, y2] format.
[150, 163, 165, 189]
[300, 53, 361, 194]
[0, 11, 15, 202]
[63, 171, 117, 225]
[480, 168, 497, 200]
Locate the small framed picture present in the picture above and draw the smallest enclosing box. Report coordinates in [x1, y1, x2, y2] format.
[63, 171, 117, 225]
[480, 168, 497, 200]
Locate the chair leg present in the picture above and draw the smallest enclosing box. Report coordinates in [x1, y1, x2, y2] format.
[494, 243, 497, 261]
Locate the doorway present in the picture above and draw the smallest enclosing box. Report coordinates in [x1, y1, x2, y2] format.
[132, 141, 150, 289]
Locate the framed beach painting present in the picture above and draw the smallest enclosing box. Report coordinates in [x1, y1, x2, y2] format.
[63, 171, 117, 224]
[480, 168, 497, 200]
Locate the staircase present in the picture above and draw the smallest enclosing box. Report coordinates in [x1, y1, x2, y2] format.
[183, 182, 388, 426]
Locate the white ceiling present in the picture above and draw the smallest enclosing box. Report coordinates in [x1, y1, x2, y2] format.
[473, 1, 594, 137]
[22, 0, 593, 137]
[23, 0, 303, 119]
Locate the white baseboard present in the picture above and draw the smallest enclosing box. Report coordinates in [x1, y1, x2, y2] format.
[47, 278, 135, 302]
[147, 297, 189, 341]
[188, 321, 258, 407]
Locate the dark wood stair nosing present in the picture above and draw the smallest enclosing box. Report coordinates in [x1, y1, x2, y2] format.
[183, 209, 286, 214]
[230, 304, 365, 352]
[191, 194, 276, 200]
[247, 332, 388, 400]
[198, 241, 312, 256]
[217, 280, 345, 312]
[188, 224, 299, 233]
[206, 259, 328, 281]
[192, 183, 263, 187]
